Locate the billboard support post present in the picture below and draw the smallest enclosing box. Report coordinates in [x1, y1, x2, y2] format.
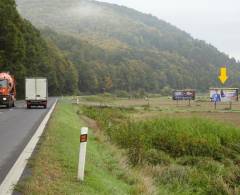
[214, 101, 217, 110]
[173, 90, 195, 106]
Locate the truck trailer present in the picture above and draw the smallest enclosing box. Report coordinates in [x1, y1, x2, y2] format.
[0, 72, 16, 108]
[25, 78, 48, 109]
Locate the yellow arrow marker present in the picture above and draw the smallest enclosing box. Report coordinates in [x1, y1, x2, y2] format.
[218, 67, 228, 84]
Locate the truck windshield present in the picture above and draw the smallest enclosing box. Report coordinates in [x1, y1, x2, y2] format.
[0, 80, 7, 87]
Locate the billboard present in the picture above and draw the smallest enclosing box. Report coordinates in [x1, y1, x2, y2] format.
[210, 88, 239, 102]
[172, 90, 196, 100]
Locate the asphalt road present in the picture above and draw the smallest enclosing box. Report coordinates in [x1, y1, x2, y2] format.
[0, 98, 56, 185]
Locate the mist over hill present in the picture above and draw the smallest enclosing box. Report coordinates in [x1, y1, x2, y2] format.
[16, 0, 240, 93]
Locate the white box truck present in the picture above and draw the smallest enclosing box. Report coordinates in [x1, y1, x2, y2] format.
[25, 78, 48, 109]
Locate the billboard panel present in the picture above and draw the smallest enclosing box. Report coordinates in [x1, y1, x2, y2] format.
[210, 88, 238, 102]
[172, 90, 196, 100]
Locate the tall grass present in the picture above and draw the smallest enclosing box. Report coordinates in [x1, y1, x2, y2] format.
[82, 106, 240, 194]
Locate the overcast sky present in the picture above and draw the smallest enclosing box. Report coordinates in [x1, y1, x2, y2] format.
[98, 0, 240, 61]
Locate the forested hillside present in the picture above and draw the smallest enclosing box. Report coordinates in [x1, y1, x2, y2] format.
[16, 0, 240, 93]
[0, 0, 78, 97]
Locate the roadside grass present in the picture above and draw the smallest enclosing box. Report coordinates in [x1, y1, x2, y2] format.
[82, 105, 240, 194]
[15, 101, 146, 195]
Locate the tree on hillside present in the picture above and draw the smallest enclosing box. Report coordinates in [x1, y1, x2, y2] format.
[0, 0, 79, 97]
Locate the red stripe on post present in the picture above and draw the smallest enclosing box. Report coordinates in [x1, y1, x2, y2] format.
[80, 134, 88, 143]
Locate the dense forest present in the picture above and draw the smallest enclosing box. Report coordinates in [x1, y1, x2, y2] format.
[0, 0, 78, 97]
[13, 0, 240, 94]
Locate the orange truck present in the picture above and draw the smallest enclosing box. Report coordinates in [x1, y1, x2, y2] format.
[0, 72, 16, 108]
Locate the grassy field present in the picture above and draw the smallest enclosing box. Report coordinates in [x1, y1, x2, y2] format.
[77, 95, 240, 127]
[79, 94, 240, 194]
[78, 95, 240, 112]
[83, 105, 240, 194]
[16, 95, 240, 195]
[16, 101, 151, 195]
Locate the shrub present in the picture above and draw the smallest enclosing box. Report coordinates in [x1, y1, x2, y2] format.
[114, 90, 129, 98]
[155, 165, 191, 185]
[144, 149, 172, 165]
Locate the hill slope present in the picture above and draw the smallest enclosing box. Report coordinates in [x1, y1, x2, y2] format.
[0, 0, 78, 96]
[16, 0, 240, 93]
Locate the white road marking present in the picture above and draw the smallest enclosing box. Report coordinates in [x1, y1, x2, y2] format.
[0, 99, 58, 195]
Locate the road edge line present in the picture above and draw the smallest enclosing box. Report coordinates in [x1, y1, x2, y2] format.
[0, 99, 58, 195]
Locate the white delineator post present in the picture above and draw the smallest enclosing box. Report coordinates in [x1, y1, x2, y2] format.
[77, 97, 79, 105]
[78, 127, 88, 181]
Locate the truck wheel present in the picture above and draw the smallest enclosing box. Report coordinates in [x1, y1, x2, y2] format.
[6, 102, 10, 108]
[27, 105, 31, 109]
[43, 105, 47, 109]
[12, 102, 15, 107]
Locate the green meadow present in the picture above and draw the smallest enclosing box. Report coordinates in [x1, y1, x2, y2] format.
[16, 96, 240, 194]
